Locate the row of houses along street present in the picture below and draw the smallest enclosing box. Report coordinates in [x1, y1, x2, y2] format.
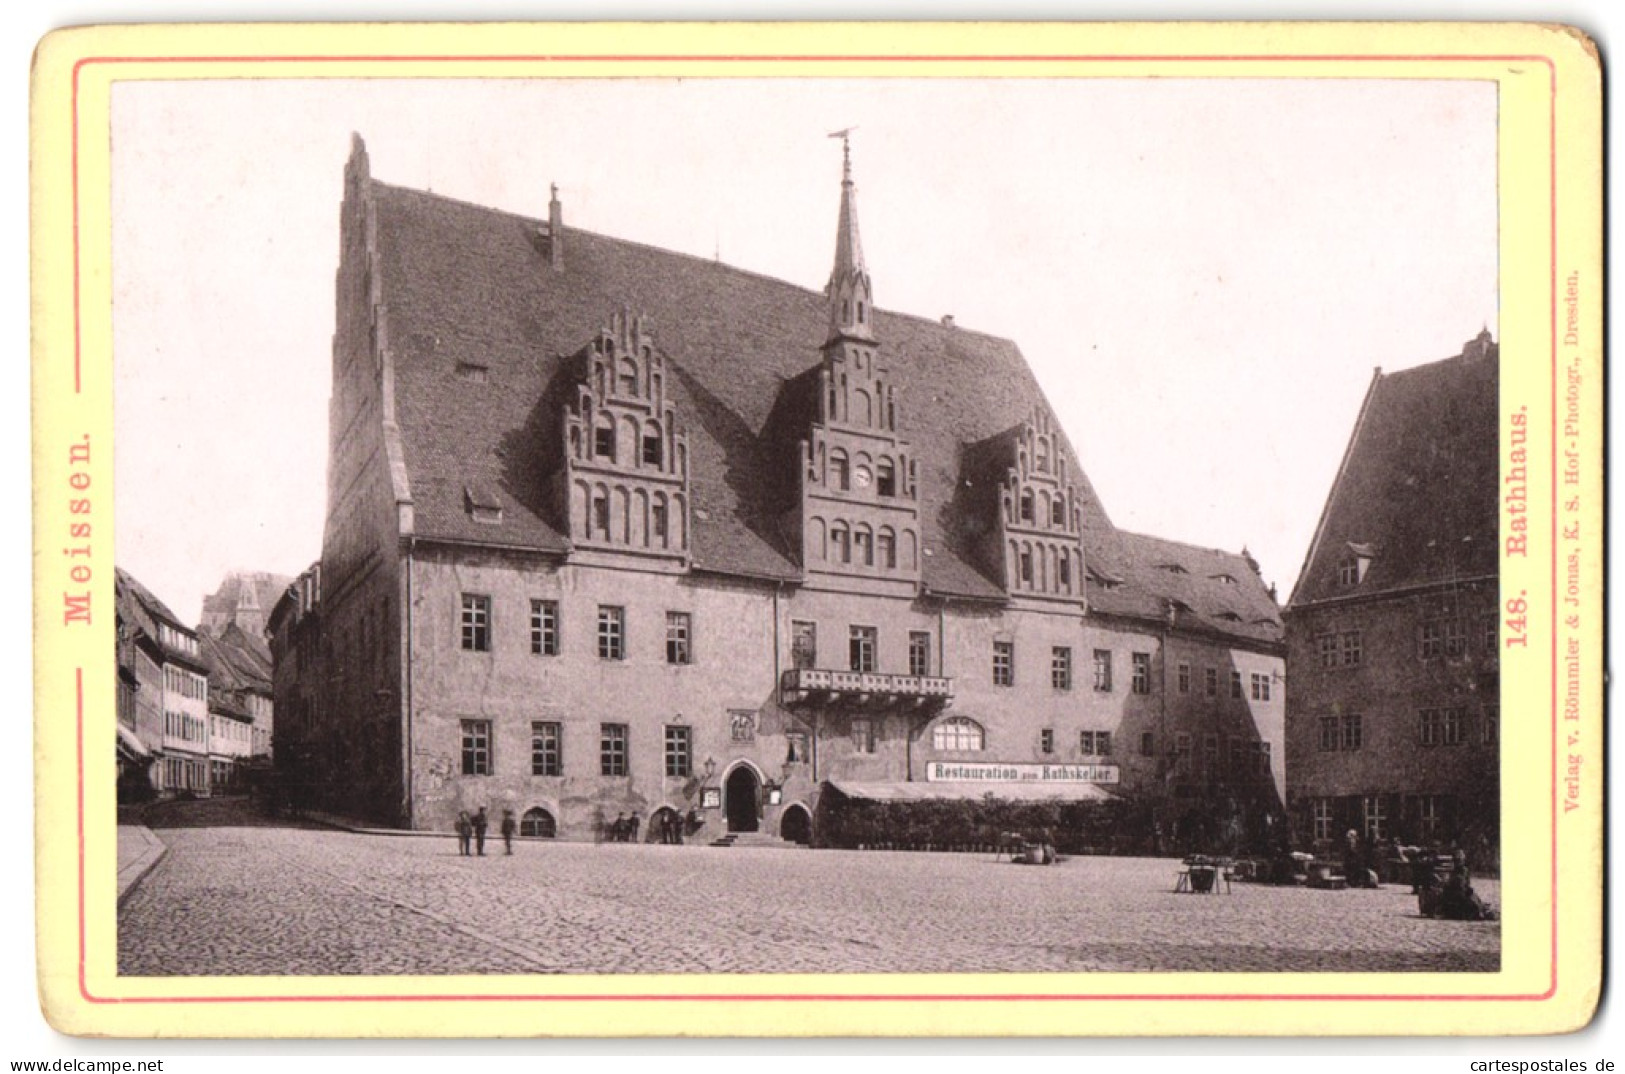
[120, 136, 1500, 877]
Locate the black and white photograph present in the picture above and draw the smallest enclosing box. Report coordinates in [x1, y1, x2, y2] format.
[108, 74, 1506, 981]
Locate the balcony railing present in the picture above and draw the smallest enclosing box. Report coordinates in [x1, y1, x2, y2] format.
[779, 667, 954, 705]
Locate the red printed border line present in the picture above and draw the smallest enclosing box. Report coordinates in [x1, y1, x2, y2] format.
[66, 49, 1561, 1008]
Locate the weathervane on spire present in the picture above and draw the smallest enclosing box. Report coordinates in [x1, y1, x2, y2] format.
[828, 126, 858, 182]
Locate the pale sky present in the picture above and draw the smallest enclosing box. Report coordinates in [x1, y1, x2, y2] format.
[112, 77, 1497, 625]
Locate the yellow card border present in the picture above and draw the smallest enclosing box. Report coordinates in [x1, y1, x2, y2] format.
[30, 21, 1604, 1037]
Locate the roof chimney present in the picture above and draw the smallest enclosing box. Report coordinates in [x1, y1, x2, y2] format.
[547, 183, 563, 270]
[941, 315, 955, 328]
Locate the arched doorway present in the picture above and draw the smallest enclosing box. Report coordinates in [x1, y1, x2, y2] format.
[725, 765, 760, 833]
[780, 803, 812, 845]
[520, 807, 556, 838]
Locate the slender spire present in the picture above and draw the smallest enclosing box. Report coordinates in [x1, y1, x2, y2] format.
[825, 128, 875, 345]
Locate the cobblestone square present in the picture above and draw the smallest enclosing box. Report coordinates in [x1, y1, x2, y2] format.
[117, 800, 1499, 977]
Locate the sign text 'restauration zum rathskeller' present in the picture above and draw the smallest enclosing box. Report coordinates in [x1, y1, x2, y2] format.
[925, 762, 1120, 784]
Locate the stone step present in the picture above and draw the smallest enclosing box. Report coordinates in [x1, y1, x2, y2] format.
[710, 831, 807, 849]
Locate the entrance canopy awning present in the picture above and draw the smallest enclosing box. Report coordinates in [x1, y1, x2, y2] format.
[116, 724, 151, 760]
[827, 780, 1120, 804]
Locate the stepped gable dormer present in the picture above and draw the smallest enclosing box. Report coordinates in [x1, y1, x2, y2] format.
[798, 138, 921, 590]
[563, 309, 691, 564]
[996, 407, 1086, 604]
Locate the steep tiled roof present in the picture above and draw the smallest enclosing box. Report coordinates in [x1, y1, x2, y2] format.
[367, 175, 1277, 646]
[115, 566, 208, 672]
[1088, 530, 1284, 646]
[1289, 334, 1498, 608]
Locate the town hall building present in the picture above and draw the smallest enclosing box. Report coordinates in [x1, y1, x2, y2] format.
[271, 134, 1286, 848]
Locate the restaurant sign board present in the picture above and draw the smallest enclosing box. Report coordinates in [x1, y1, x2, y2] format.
[925, 761, 1120, 785]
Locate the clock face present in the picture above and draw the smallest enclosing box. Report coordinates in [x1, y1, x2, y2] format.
[854, 466, 872, 489]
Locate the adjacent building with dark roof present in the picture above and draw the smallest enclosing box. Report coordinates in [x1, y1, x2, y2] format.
[1283, 331, 1499, 866]
[273, 135, 1285, 847]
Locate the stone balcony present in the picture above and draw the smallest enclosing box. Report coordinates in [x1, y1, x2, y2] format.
[779, 668, 954, 707]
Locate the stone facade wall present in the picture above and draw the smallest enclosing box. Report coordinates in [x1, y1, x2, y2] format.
[398, 545, 1286, 843]
[1284, 579, 1498, 854]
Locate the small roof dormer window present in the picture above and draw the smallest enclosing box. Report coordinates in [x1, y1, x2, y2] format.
[465, 483, 503, 525]
[1338, 542, 1376, 586]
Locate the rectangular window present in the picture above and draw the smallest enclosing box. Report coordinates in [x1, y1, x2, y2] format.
[597, 606, 625, 660]
[1483, 703, 1499, 744]
[1483, 615, 1498, 652]
[851, 717, 875, 754]
[1080, 730, 1112, 756]
[1363, 795, 1387, 841]
[1420, 621, 1442, 658]
[1230, 670, 1243, 698]
[1419, 707, 1464, 747]
[664, 725, 691, 777]
[1444, 619, 1467, 657]
[786, 732, 809, 763]
[594, 426, 614, 459]
[642, 433, 663, 466]
[1256, 741, 1272, 776]
[1341, 712, 1364, 751]
[1132, 652, 1151, 695]
[1250, 672, 1272, 701]
[1317, 716, 1339, 751]
[1040, 728, 1055, 754]
[1051, 646, 1072, 690]
[651, 500, 668, 540]
[600, 723, 628, 776]
[791, 620, 817, 670]
[1177, 663, 1191, 694]
[461, 719, 492, 776]
[460, 594, 491, 652]
[849, 626, 877, 673]
[1340, 630, 1362, 666]
[1140, 731, 1156, 757]
[1318, 633, 1339, 668]
[909, 631, 932, 677]
[1312, 799, 1334, 841]
[1093, 649, 1113, 692]
[666, 611, 692, 665]
[530, 599, 559, 656]
[530, 721, 562, 776]
[1204, 667, 1218, 697]
[993, 641, 1014, 687]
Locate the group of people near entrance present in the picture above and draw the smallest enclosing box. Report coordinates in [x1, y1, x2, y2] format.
[455, 807, 518, 857]
[608, 809, 695, 843]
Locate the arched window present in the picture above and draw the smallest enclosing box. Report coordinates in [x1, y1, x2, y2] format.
[857, 300, 866, 323]
[1059, 551, 1072, 588]
[854, 525, 874, 567]
[830, 450, 850, 491]
[878, 528, 896, 569]
[617, 355, 638, 396]
[592, 487, 611, 538]
[1020, 489, 1035, 523]
[933, 717, 985, 752]
[594, 420, 615, 461]
[877, 457, 896, 497]
[1019, 544, 1034, 585]
[642, 421, 663, 467]
[520, 807, 557, 838]
[1051, 496, 1066, 527]
[831, 522, 851, 564]
[1035, 438, 1050, 473]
